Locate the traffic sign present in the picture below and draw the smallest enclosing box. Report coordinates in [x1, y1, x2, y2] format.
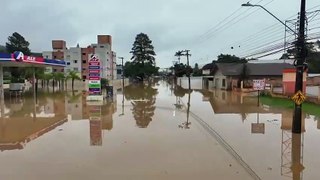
[292, 91, 306, 105]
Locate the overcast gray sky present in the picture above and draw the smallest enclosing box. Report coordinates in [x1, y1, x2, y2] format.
[1, 0, 319, 68]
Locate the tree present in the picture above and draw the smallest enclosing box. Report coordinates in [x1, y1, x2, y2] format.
[0, 45, 7, 53]
[281, 41, 320, 73]
[192, 63, 202, 76]
[130, 33, 157, 81]
[67, 71, 81, 91]
[6, 32, 32, 83]
[130, 33, 156, 64]
[5, 32, 31, 55]
[54, 72, 65, 90]
[175, 51, 183, 64]
[217, 54, 247, 63]
[171, 63, 192, 77]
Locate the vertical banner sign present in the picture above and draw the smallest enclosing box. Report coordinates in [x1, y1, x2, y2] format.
[88, 54, 101, 95]
[253, 79, 265, 107]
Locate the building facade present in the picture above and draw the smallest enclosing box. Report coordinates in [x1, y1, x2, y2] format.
[42, 35, 117, 82]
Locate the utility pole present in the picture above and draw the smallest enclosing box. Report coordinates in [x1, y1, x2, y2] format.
[181, 50, 191, 90]
[118, 57, 125, 90]
[292, 0, 307, 134]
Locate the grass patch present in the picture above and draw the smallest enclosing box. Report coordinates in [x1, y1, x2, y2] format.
[260, 96, 320, 118]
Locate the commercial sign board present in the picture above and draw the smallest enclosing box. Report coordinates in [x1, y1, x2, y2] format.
[89, 77, 100, 80]
[88, 54, 101, 95]
[89, 80, 101, 84]
[89, 62, 100, 66]
[253, 79, 265, 91]
[89, 66, 100, 70]
[89, 70, 100, 74]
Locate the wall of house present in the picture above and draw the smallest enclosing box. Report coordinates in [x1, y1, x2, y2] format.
[283, 71, 307, 95]
[307, 76, 320, 86]
[306, 86, 320, 97]
[213, 70, 228, 90]
[202, 69, 210, 75]
[177, 77, 203, 90]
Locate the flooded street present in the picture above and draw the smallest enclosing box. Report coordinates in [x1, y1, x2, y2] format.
[0, 81, 319, 180]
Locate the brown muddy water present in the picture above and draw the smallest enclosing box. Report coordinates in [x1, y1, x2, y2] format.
[0, 81, 319, 180]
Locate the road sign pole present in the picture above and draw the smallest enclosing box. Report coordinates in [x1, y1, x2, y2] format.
[257, 90, 260, 107]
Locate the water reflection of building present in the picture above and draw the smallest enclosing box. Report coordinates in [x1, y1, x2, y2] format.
[65, 91, 117, 146]
[0, 93, 67, 151]
[199, 90, 269, 121]
[65, 92, 83, 120]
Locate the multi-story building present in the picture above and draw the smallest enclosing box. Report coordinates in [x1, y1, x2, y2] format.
[42, 35, 117, 82]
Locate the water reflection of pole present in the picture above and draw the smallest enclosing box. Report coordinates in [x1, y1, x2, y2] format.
[291, 133, 304, 180]
[0, 65, 5, 135]
[179, 76, 191, 129]
[33, 67, 37, 121]
[186, 90, 191, 129]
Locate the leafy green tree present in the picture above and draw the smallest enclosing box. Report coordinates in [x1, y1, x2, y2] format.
[5, 32, 32, 82]
[130, 33, 157, 81]
[171, 63, 192, 77]
[6, 32, 31, 55]
[25, 67, 45, 91]
[175, 51, 183, 63]
[67, 71, 81, 91]
[282, 42, 320, 73]
[55, 72, 65, 90]
[0, 45, 7, 53]
[217, 54, 247, 63]
[192, 63, 202, 76]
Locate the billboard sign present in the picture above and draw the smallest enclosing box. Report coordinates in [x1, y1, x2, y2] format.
[88, 54, 101, 95]
[253, 79, 265, 91]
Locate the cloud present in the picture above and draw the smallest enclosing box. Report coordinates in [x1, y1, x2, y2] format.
[1, 0, 319, 68]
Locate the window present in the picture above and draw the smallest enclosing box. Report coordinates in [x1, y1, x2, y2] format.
[82, 60, 87, 63]
[100, 45, 104, 48]
[67, 62, 70, 65]
[73, 60, 78, 63]
[82, 75, 87, 80]
[74, 68, 79, 71]
[222, 79, 226, 87]
[82, 53, 86, 55]
[53, 56, 57, 59]
[82, 68, 86, 71]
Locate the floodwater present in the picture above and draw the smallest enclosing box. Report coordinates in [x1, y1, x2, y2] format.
[0, 81, 319, 180]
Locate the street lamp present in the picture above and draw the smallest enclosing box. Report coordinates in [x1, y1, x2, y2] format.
[241, 3, 297, 35]
[242, 1, 307, 134]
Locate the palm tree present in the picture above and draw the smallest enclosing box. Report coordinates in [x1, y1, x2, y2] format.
[175, 51, 183, 64]
[67, 71, 81, 91]
[43, 73, 52, 88]
[55, 72, 65, 90]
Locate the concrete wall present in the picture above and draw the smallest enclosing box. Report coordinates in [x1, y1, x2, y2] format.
[177, 77, 203, 90]
[306, 86, 320, 97]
